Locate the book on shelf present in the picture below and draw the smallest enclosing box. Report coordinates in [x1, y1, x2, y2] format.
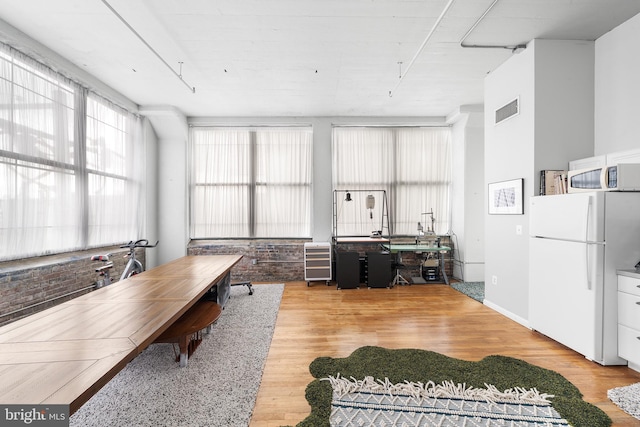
[539, 170, 568, 195]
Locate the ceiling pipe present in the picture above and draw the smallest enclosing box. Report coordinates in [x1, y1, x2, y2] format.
[389, 0, 457, 98]
[101, 0, 196, 94]
[459, 0, 527, 53]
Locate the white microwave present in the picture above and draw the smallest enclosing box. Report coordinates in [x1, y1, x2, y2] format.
[567, 163, 640, 193]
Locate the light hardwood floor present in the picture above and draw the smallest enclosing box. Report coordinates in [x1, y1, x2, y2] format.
[249, 281, 640, 427]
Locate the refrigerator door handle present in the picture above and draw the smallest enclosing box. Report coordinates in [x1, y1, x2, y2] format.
[585, 244, 592, 290]
[585, 198, 592, 290]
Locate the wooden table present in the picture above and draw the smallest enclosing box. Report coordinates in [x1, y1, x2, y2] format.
[0, 255, 241, 414]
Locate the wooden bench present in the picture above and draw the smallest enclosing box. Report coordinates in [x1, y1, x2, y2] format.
[154, 300, 223, 367]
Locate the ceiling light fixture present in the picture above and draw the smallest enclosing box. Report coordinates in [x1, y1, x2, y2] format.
[389, 0, 456, 97]
[101, 0, 196, 93]
[460, 0, 527, 53]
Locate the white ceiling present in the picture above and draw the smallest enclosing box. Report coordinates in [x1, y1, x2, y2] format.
[0, 0, 639, 118]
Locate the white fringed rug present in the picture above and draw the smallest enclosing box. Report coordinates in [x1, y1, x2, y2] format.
[608, 382, 640, 420]
[70, 283, 284, 427]
[325, 375, 571, 427]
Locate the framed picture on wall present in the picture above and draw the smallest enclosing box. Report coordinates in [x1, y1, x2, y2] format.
[488, 178, 524, 215]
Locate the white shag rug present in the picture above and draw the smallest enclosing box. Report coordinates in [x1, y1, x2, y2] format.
[608, 382, 640, 420]
[70, 283, 284, 427]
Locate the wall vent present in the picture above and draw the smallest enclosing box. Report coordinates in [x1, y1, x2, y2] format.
[495, 97, 519, 124]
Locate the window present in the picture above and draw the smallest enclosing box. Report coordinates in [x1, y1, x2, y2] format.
[0, 45, 142, 261]
[332, 126, 451, 236]
[85, 95, 143, 246]
[190, 127, 312, 238]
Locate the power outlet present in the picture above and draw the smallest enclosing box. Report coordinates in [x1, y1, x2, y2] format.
[491, 275, 498, 285]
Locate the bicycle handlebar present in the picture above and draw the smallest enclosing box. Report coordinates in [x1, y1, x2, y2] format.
[120, 239, 159, 249]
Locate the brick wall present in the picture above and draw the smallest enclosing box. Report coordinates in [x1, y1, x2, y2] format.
[1, 237, 454, 326]
[0, 240, 303, 326]
[0, 246, 145, 326]
[187, 239, 308, 283]
[186, 237, 454, 286]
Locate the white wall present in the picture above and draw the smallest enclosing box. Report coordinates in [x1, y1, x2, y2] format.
[534, 40, 595, 173]
[595, 12, 640, 154]
[142, 107, 189, 264]
[310, 119, 333, 242]
[142, 119, 160, 269]
[484, 45, 535, 323]
[483, 39, 594, 324]
[450, 107, 485, 282]
[463, 115, 486, 281]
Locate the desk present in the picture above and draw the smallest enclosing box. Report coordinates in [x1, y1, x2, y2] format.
[382, 244, 451, 285]
[0, 255, 241, 414]
[333, 236, 390, 245]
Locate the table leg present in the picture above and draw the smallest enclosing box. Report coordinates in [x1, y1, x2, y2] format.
[439, 251, 449, 285]
[178, 335, 189, 367]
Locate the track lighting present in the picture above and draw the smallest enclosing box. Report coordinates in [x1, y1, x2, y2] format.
[101, 0, 196, 94]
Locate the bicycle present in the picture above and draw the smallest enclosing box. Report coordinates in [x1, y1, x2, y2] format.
[92, 239, 159, 288]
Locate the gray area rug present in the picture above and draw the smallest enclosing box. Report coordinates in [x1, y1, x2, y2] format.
[70, 283, 284, 427]
[608, 382, 640, 420]
[450, 281, 485, 302]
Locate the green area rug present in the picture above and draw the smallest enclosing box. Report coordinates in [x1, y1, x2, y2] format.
[293, 346, 610, 427]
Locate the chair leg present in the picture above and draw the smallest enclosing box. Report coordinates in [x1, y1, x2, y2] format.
[231, 281, 253, 295]
[392, 269, 409, 286]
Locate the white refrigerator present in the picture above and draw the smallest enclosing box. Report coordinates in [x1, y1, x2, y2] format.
[529, 191, 640, 365]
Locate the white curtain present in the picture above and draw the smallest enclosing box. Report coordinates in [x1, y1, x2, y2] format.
[255, 129, 312, 237]
[191, 129, 252, 237]
[85, 95, 144, 246]
[395, 127, 451, 235]
[331, 128, 394, 237]
[0, 45, 143, 261]
[190, 127, 312, 238]
[332, 126, 451, 236]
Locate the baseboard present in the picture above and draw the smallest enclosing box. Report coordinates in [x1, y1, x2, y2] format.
[483, 299, 530, 329]
[628, 361, 640, 373]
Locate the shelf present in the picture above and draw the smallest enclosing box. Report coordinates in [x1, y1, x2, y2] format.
[304, 242, 332, 285]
